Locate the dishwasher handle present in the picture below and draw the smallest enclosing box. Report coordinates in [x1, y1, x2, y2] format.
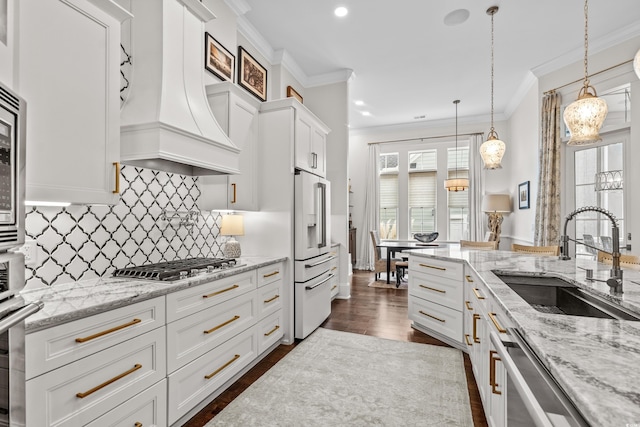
[0, 301, 44, 335]
[489, 331, 554, 427]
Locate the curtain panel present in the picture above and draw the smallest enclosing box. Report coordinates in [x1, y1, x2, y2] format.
[534, 91, 562, 246]
[356, 144, 380, 270]
[469, 134, 485, 241]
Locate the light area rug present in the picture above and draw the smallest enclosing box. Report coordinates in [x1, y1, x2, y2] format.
[206, 328, 473, 427]
[367, 279, 408, 289]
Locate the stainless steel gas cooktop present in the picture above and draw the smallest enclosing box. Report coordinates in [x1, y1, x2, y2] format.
[113, 257, 240, 282]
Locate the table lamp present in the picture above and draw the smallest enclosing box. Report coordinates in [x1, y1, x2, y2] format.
[220, 214, 244, 258]
[481, 194, 511, 244]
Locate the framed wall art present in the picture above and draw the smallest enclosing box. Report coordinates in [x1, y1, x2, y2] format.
[518, 181, 530, 209]
[205, 32, 234, 83]
[286, 85, 303, 103]
[238, 46, 267, 102]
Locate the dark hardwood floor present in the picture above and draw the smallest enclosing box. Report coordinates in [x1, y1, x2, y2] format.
[183, 269, 488, 426]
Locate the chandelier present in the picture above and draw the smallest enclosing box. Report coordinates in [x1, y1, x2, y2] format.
[480, 6, 505, 169]
[563, 0, 608, 145]
[444, 100, 469, 192]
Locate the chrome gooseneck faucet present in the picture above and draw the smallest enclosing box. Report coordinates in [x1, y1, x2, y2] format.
[559, 206, 623, 294]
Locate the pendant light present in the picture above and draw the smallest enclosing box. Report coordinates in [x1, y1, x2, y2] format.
[444, 100, 469, 192]
[563, 0, 608, 145]
[635, 48, 640, 80]
[480, 6, 506, 170]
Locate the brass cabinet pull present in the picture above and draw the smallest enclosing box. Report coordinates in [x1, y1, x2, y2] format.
[465, 275, 474, 283]
[419, 284, 446, 294]
[205, 354, 240, 380]
[75, 318, 141, 343]
[204, 315, 240, 334]
[418, 310, 445, 323]
[418, 263, 446, 271]
[76, 364, 142, 398]
[464, 334, 473, 346]
[331, 266, 337, 271]
[264, 325, 280, 336]
[112, 162, 120, 194]
[465, 301, 473, 311]
[134, 423, 142, 427]
[203, 284, 239, 298]
[489, 350, 502, 395]
[263, 270, 279, 278]
[264, 294, 280, 303]
[472, 314, 481, 343]
[472, 288, 485, 300]
[488, 312, 507, 333]
[331, 285, 337, 291]
[230, 183, 237, 204]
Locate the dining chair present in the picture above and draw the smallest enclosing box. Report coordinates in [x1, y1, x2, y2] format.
[511, 244, 560, 256]
[395, 260, 409, 287]
[597, 250, 640, 269]
[370, 231, 402, 280]
[460, 240, 498, 250]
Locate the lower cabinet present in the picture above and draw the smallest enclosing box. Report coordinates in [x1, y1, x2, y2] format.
[329, 246, 340, 299]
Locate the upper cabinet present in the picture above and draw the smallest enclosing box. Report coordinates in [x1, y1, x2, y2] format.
[18, 0, 131, 205]
[199, 82, 260, 211]
[260, 98, 330, 178]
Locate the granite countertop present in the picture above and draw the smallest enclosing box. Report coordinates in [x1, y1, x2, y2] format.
[21, 256, 287, 332]
[405, 246, 640, 427]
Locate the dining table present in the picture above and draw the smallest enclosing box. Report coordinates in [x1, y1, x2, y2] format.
[376, 240, 441, 284]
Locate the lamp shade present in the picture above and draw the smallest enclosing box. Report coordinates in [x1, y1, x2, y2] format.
[563, 91, 608, 145]
[482, 194, 511, 213]
[220, 214, 244, 236]
[444, 178, 469, 192]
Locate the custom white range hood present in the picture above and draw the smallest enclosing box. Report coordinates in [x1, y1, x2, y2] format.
[120, 0, 240, 176]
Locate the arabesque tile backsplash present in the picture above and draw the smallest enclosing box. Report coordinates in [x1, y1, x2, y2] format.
[25, 166, 225, 288]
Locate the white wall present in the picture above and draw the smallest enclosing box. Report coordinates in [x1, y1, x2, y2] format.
[0, 0, 15, 88]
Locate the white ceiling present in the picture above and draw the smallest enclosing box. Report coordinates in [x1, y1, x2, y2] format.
[236, 0, 640, 130]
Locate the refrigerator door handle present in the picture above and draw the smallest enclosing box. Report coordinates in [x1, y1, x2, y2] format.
[316, 182, 326, 248]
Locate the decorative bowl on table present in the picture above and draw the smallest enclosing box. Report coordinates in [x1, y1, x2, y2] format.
[413, 232, 439, 243]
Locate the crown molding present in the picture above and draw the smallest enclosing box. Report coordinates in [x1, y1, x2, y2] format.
[503, 71, 538, 119]
[223, 0, 251, 16]
[307, 69, 355, 87]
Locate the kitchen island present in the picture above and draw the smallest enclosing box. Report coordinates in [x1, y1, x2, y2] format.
[406, 246, 640, 427]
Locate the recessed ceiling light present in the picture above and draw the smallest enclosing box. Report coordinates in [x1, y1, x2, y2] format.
[361, 111, 371, 116]
[354, 100, 364, 106]
[414, 115, 426, 120]
[334, 6, 348, 17]
[444, 9, 470, 26]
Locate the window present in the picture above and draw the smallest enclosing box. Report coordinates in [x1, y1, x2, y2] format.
[408, 150, 437, 235]
[379, 153, 398, 239]
[447, 147, 469, 240]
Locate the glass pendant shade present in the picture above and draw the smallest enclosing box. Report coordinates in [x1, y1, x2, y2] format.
[444, 177, 470, 192]
[480, 134, 505, 169]
[563, 87, 608, 145]
[634, 48, 640, 80]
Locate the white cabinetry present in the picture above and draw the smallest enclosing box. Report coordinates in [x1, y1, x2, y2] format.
[25, 297, 166, 427]
[329, 246, 340, 299]
[260, 98, 330, 178]
[408, 256, 464, 347]
[18, 0, 131, 204]
[201, 82, 260, 211]
[256, 263, 284, 353]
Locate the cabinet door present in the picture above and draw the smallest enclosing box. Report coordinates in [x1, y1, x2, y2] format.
[294, 109, 315, 173]
[19, 0, 128, 205]
[487, 340, 507, 427]
[311, 126, 326, 177]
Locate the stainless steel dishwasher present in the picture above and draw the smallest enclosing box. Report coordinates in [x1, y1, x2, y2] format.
[489, 330, 590, 427]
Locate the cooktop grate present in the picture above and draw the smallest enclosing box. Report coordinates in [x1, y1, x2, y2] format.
[113, 257, 237, 281]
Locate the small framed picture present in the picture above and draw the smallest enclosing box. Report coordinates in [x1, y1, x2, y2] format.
[238, 46, 267, 102]
[518, 181, 530, 209]
[286, 85, 303, 103]
[205, 33, 235, 83]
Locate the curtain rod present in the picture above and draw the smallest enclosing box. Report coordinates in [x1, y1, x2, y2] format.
[543, 58, 633, 95]
[368, 132, 483, 145]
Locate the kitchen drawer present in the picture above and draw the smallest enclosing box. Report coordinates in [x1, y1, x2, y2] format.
[409, 256, 463, 282]
[257, 262, 283, 287]
[294, 252, 337, 283]
[409, 271, 462, 311]
[167, 290, 257, 373]
[294, 272, 332, 339]
[257, 309, 284, 354]
[168, 326, 257, 425]
[26, 296, 165, 380]
[166, 270, 256, 322]
[464, 268, 491, 311]
[26, 327, 166, 427]
[85, 379, 167, 427]
[409, 296, 463, 343]
[257, 278, 283, 319]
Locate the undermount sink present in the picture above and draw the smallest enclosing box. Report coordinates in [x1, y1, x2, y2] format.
[494, 273, 640, 321]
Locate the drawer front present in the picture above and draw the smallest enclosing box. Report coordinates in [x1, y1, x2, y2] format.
[464, 269, 490, 312]
[409, 256, 463, 282]
[294, 252, 337, 283]
[257, 279, 283, 319]
[294, 272, 332, 339]
[85, 379, 167, 427]
[26, 327, 166, 427]
[409, 297, 463, 343]
[257, 262, 283, 288]
[26, 296, 165, 380]
[168, 326, 257, 425]
[167, 290, 257, 373]
[409, 271, 462, 311]
[257, 310, 284, 354]
[167, 270, 256, 322]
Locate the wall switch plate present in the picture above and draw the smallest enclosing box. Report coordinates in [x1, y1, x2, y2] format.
[21, 240, 37, 266]
[628, 232, 632, 241]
